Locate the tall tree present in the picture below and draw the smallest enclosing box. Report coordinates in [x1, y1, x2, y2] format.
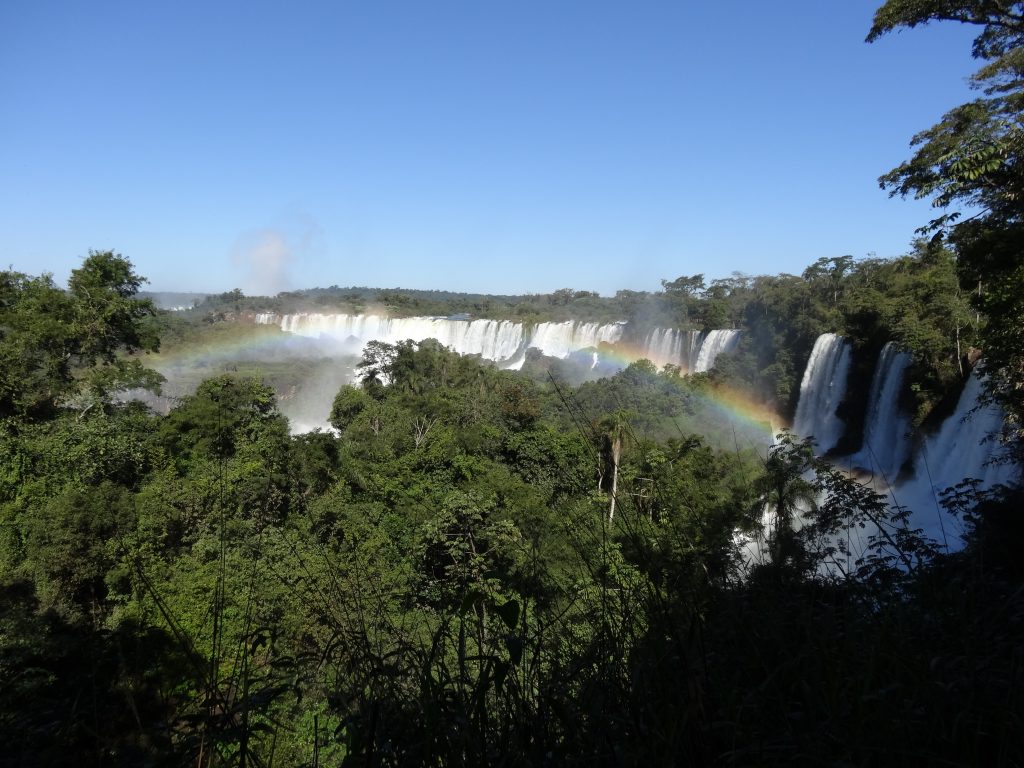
[867, 1, 1024, 429]
[0, 251, 159, 420]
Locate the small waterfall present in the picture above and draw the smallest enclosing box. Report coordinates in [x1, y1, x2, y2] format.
[793, 333, 852, 453]
[527, 321, 624, 359]
[693, 329, 741, 373]
[643, 328, 704, 371]
[642, 328, 676, 366]
[892, 372, 1016, 544]
[852, 342, 912, 479]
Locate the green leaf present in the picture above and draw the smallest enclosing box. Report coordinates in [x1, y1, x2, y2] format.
[504, 635, 524, 665]
[494, 598, 520, 630]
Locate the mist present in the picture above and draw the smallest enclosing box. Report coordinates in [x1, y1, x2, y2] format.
[232, 229, 296, 296]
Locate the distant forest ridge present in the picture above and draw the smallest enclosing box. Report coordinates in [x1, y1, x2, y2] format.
[155, 267, 793, 327]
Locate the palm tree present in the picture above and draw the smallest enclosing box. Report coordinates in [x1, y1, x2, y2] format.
[597, 410, 635, 522]
[752, 432, 819, 572]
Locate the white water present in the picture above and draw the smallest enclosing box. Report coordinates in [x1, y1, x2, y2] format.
[259, 313, 631, 369]
[693, 329, 741, 373]
[891, 373, 1017, 546]
[736, 338, 1020, 568]
[261, 313, 750, 378]
[792, 333, 852, 453]
[527, 320, 624, 359]
[850, 342, 913, 481]
[642, 328, 704, 371]
[263, 313, 527, 362]
[260, 313, 626, 372]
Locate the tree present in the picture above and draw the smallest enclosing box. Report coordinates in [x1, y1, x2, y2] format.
[867, 1, 1024, 428]
[329, 384, 371, 431]
[549, 287, 576, 305]
[751, 433, 819, 575]
[159, 374, 287, 464]
[597, 410, 635, 522]
[661, 274, 706, 297]
[0, 252, 159, 420]
[0, 271, 78, 419]
[67, 250, 158, 364]
[802, 255, 854, 306]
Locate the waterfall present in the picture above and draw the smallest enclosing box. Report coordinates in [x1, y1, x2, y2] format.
[261, 313, 526, 362]
[527, 321, 624, 359]
[262, 313, 756, 376]
[892, 372, 1017, 545]
[643, 328, 704, 371]
[851, 342, 912, 479]
[793, 333, 852, 453]
[693, 329, 741, 373]
[262, 313, 633, 367]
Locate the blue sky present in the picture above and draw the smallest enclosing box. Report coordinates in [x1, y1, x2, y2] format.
[1, 1, 980, 296]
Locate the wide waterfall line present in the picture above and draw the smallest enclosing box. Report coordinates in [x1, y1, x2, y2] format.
[792, 333, 852, 453]
[258, 313, 743, 374]
[259, 313, 527, 362]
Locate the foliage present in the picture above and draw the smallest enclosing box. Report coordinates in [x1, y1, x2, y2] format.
[0, 250, 159, 420]
[2, 243, 1021, 767]
[868, 0, 1024, 431]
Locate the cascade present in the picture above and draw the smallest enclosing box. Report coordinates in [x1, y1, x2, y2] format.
[693, 329, 741, 373]
[261, 313, 631, 369]
[643, 328, 704, 371]
[259, 313, 526, 362]
[741, 366, 1019, 568]
[527, 321, 624, 359]
[732, 339, 1020, 567]
[792, 333, 852, 453]
[262, 313, 752, 376]
[851, 342, 912, 479]
[892, 372, 1017, 544]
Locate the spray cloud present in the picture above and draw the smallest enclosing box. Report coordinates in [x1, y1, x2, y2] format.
[232, 228, 296, 296]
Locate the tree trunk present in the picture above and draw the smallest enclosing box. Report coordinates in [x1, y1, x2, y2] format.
[608, 434, 620, 522]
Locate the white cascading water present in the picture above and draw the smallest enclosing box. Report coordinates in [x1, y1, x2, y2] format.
[260, 314, 627, 367]
[527, 320, 624, 359]
[643, 328, 704, 371]
[849, 342, 913, 481]
[261, 313, 526, 362]
[693, 329, 742, 373]
[734, 339, 1019, 568]
[891, 372, 1017, 546]
[262, 313, 753, 376]
[792, 333, 852, 453]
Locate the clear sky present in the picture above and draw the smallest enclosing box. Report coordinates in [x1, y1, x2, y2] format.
[0, 1, 981, 297]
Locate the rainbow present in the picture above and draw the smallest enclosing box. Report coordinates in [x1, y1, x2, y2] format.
[591, 339, 783, 443]
[145, 324, 355, 371]
[141, 320, 784, 449]
[684, 383, 784, 447]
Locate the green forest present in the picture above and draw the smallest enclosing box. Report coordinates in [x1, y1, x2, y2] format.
[3, 3, 1024, 766]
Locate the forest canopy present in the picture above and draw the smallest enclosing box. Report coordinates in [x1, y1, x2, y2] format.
[1, 230, 1021, 765]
